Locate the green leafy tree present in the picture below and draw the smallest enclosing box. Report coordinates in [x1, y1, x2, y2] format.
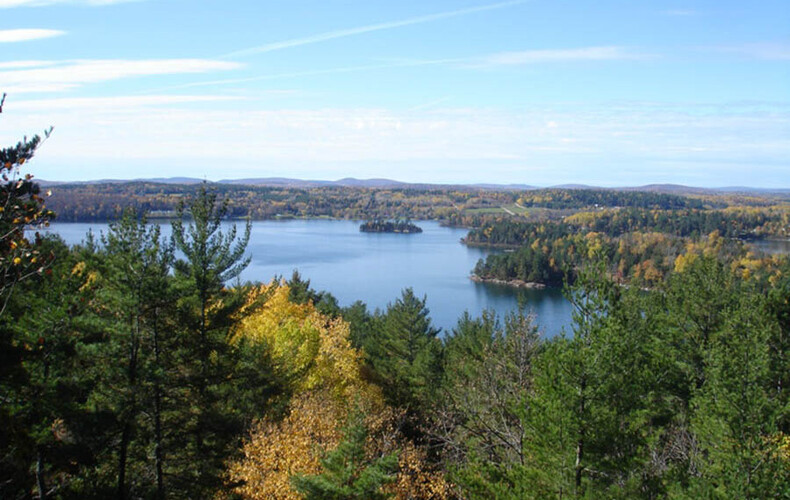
[434, 310, 541, 499]
[678, 270, 789, 497]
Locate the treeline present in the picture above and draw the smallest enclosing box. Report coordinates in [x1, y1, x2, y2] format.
[47, 182, 710, 223]
[467, 207, 789, 247]
[515, 188, 703, 210]
[465, 220, 575, 247]
[46, 182, 493, 222]
[565, 206, 789, 239]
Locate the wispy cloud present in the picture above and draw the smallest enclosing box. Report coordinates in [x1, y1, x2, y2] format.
[140, 59, 453, 93]
[143, 46, 645, 94]
[711, 42, 790, 60]
[0, 60, 58, 69]
[5, 102, 787, 186]
[12, 95, 245, 111]
[0, 29, 65, 42]
[0, 59, 242, 93]
[469, 46, 651, 67]
[222, 0, 526, 58]
[0, 0, 137, 7]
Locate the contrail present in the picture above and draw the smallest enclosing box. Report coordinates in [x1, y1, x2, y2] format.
[222, 0, 526, 58]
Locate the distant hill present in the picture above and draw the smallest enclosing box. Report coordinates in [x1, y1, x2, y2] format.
[36, 177, 790, 195]
[39, 177, 205, 187]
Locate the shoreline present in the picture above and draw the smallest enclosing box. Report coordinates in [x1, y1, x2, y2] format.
[470, 274, 547, 289]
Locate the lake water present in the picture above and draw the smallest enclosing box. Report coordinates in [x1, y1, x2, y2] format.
[37, 220, 575, 337]
[750, 238, 790, 256]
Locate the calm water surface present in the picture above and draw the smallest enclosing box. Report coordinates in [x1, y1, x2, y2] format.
[40, 220, 574, 337]
[750, 238, 790, 255]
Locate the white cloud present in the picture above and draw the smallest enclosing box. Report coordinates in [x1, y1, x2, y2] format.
[223, 0, 526, 58]
[472, 46, 650, 67]
[0, 29, 65, 42]
[0, 59, 243, 93]
[0, 0, 137, 7]
[3, 102, 785, 171]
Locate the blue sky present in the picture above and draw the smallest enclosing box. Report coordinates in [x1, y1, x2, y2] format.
[1, 0, 788, 187]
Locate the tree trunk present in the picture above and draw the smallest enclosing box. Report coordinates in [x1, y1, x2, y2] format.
[36, 447, 46, 500]
[118, 312, 140, 500]
[575, 378, 586, 497]
[117, 423, 131, 500]
[152, 309, 165, 500]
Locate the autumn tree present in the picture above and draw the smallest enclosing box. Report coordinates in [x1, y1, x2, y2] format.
[228, 284, 451, 500]
[291, 409, 399, 500]
[0, 93, 54, 315]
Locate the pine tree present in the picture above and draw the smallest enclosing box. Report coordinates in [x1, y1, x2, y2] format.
[291, 409, 399, 500]
[363, 288, 442, 415]
[170, 183, 254, 495]
[97, 210, 174, 499]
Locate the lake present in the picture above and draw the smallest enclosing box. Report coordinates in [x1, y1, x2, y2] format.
[750, 238, 790, 256]
[38, 219, 575, 337]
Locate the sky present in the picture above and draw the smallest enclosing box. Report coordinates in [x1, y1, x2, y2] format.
[0, 0, 788, 187]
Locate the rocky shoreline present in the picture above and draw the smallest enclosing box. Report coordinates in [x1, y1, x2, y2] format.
[470, 274, 546, 289]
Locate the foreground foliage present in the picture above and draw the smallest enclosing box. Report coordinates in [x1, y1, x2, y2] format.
[1, 118, 787, 498]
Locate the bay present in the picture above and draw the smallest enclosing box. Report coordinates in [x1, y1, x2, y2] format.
[37, 219, 574, 337]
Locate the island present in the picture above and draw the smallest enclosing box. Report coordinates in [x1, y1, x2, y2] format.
[359, 219, 423, 233]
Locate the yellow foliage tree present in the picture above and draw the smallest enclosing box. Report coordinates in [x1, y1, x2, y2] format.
[231, 283, 371, 399]
[228, 282, 451, 499]
[228, 391, 344, 500]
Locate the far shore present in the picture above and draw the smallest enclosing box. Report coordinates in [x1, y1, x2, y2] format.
[470, 274, 547, 289]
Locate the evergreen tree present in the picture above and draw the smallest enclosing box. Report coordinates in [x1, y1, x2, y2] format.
[291, 410, 399, 500]
[0, 236, 98, 499]
[96, 210, 174, 499]
[170, 184, 260, 495]
[362, 288, 442, 415]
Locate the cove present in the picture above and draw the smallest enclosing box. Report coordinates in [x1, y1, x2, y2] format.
[38, 219, 575, 337]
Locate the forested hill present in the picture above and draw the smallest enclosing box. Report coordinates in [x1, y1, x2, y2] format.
[46, 181, 714, 222]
